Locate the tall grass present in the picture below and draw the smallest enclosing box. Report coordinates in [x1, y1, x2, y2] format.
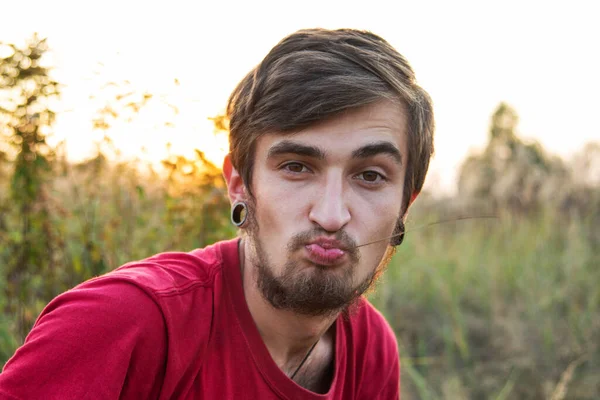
[371, 203, 600, 399]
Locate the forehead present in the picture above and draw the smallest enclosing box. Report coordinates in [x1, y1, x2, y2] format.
[256, 101, 408, 160]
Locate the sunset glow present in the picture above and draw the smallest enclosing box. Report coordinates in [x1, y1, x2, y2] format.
[1, 0, 598, 192]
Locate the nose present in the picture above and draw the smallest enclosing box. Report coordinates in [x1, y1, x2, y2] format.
[308, 171, 351, 232]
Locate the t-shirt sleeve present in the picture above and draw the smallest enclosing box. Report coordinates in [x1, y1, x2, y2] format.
[376, 355, 400, 399]
[355, 300, 402, 399]
[0, 279, 167, 400]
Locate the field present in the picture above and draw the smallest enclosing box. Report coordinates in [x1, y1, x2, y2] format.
[374, 201, 600, 399]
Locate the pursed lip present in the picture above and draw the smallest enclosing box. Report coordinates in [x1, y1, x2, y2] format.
[304, 237, 348, 265]
[307, 237, 347, 251]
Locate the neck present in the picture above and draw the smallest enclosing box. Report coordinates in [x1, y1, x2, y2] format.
[239, 238, 338, 367]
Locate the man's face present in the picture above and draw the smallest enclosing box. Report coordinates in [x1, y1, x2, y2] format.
[246, 101, 408, 316]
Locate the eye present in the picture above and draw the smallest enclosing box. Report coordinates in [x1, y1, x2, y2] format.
[282, 162, 309, 173]
[355, 170, 386, 183]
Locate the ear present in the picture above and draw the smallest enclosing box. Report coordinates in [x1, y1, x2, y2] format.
[401, 190, 420, 223]
[409, 190, 420, 207]
[223, 154, 246, 204]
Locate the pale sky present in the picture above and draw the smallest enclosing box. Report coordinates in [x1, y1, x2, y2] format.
[1, 0, 599, 193]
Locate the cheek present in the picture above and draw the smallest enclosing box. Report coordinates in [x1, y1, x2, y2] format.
[254, 186, 307, 236]
[353, 191, 402, 235]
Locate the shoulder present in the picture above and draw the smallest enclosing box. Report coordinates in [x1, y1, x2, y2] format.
[353, 297, 399, 356]
[0, 240, 239, 398]
[0, 279, 167, 398]
[54, 239, 233, 319]
[106, 239, 235, 294]
[344, 297, 400, 397]
[32, 238, 228, 336]
[72, 239, 239, 339]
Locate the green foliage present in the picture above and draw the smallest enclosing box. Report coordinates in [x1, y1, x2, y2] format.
[458, 102, 570, 213]
[368, 104, 600, 399]
[0, 34, 61, 340]
[161, 149, 235, 250]
[371, 203, 600, 399]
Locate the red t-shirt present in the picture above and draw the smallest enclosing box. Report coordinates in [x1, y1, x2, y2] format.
[0, 239, 400, 399]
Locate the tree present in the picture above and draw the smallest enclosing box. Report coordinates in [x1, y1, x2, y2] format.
[457, 103, 568, 212]
[0, 34, 60, 341]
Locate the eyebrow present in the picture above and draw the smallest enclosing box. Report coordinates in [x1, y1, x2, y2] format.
[351, 141, 403, 165]
[267, 140, 326, 160]
[266, 139, 402, 165]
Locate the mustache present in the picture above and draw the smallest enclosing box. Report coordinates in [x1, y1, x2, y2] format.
[286, 228, 360, 262]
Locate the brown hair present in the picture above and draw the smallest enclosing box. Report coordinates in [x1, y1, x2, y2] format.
[227, 28, 435, 215]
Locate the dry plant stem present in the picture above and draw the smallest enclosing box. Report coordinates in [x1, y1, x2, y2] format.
[550, 354, 588, 400]
[354, 216, 498, 248]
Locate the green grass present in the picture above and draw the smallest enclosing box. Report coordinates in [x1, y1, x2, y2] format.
[371, 206, 600, 399]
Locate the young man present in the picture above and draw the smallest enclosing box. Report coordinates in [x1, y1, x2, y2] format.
[0, 28, 434, 399]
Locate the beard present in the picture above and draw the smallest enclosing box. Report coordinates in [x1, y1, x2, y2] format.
[244, 200, 387, 317]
